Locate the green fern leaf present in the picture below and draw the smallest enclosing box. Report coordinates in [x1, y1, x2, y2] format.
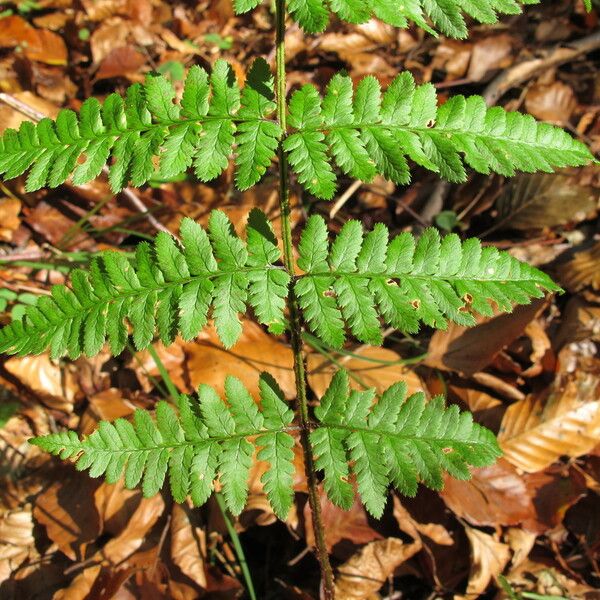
[296, 216, 561, 348]
[31, 369, 500, 519]
[285, 71, 593, 200]
[311, 369, 502, 517]
[242, 0, 540, 38]
[0, 210, 286, 357]
[0, 59, 280, 193]
[31, 373, 296, 517]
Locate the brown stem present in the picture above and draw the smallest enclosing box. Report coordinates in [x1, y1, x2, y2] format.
[274, 1, 335, 598]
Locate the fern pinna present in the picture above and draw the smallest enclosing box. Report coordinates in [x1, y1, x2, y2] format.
[0, 0, 595, 596]
[0, 210, 559, 359]
[31, 369, 501, 519]
[0, 61, 592, 200]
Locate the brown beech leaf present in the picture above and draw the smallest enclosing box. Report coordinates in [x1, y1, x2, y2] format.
[53, 566, 102, 600]
[0, 507, 36, 584]
[33, 472, 101, 561]
[305, 494, 383, 553]
[180, 321, 295, 399]
[0, 15, 67, 65]
[170, 504, 207, 590]
[522, 466, 587, 533]
[4, 353, 80, 412]
[525, 81, 577, 124]
[496, 174, 597, 231]
[95, 45, 147, 81]
[460, 526, 510, 598]
[441, 459, 536, 528]
[555, 297, 600, 348]
[0, 198, 21, 242]
[334, 538, 422, 599]
[101, 493, 164, 565]
[393, 496, 453, 546]
[307, 345, 424, 398]
[558, 242, 600, 292]
[499, 353, 600, 472]
[426, 300, 546, 376]
[467, 35, 514, 81]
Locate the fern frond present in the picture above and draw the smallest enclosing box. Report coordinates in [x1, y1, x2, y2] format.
[284, 72, 593, 200]
[295, 215, 560, 347]
[311, 370, 502, 517]
[31, 369, 500, 518]
[0, 209, 289, 357]
[235, 0, 540, 37]
[31, 373, 296, 518]
[0, 59, 281, 193]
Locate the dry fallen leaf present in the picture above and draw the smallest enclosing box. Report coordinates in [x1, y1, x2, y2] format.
[102, 493, 165, 565]
[558, 241, 600, 292]
[33, 473, 101, 561]
[496, 174, 598, 231]
[307, 345, 424, 398]
[0, 15, 67, 65]
[467, 35, 514, 81]
[52, 565, 102, 600]
[0, 198, 21, 242]
[499, 351, 600, 472]
[441, 459, 536, 528]
[426, 300, 546, 376]
[334, 537, 422, 599]
[525, 80, 577, 124]
[179, 321, 295, 398]
[95, 45, 147, 81]
[460, 525, 510, 598]
[305, 494, 383, 553]
[4, 354, 80, 412]
[170, 503, 207, 590]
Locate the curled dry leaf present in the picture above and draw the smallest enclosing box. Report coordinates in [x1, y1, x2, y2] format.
[525, 81, 577, 124]
[441, 459, 536, 528]
[102, 493, 165, 566]
[426, 300, 546, 376]
[170, 504, 207, 590]
[499, 352, 600, 472]
[307, 345, 424, 398]
[558, 242, 600, 292]
[393, 496, 453, 546]
[496, 174, 597, 231]
[4, 354, 80, 413]
[52, 565, 102, 600]
[0, 15, 67, 65]
[0, 198, 21, 242]
[459, 525, 510, 599]
[0, 507, 35, 584]
[334, 538, 422, 599]
[33, 472, 101, 561]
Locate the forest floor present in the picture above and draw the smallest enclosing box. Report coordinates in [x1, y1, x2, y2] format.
[0, 1, 599, 599]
